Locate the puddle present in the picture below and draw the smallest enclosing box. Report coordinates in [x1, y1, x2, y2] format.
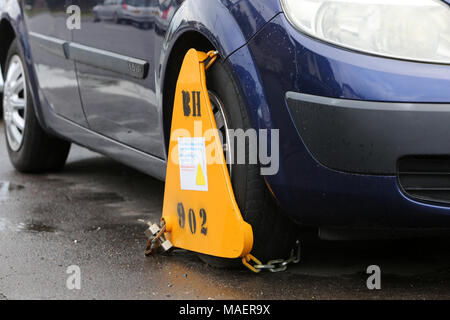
[0, 218, 57, 233]
[16, 222, 57, 233]
[69, 191, 125, 203]
[0, 181, 25, 201]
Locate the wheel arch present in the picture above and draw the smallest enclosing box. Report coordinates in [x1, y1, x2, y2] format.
[161, 31, 215, 153]
[158, 0, 249, 157]
[0, 18, 16, 77]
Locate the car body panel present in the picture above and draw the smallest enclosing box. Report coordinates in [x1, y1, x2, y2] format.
[228, 0, 282, 41]
[73, 0, 164, 156]
[23, 1, 88, 127]
[2, 0, 450, 231]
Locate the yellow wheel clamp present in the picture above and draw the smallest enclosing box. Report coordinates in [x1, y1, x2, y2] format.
[146, 49, 261, 271]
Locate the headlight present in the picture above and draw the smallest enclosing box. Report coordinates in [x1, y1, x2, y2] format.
[281, 0, 450, 64]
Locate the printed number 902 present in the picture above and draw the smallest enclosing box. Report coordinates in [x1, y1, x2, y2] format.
[177, 203, 207, 236]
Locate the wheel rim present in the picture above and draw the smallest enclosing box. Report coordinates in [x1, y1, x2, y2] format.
[3, 55, 27, 152]
[208, 90, 232, 178]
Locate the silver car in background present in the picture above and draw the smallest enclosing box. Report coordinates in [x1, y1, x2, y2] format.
[125, 0, 155, 29]
[93, 0, 127, 24]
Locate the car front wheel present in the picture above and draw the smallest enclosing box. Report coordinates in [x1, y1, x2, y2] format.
[198, 58, 299, 267]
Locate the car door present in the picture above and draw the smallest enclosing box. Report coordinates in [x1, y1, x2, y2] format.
[23, 0, 87, 126]
[72, 0, 164, 157]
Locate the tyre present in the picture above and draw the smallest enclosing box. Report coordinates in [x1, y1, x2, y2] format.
[198, 58, 299, 267]
[2, 39, 71, 173]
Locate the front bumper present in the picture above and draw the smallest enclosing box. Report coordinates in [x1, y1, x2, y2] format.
[286, 92, 450, 175]
[228, 13, 450, 229]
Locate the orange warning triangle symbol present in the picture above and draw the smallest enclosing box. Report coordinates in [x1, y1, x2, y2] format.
[196, 163, 206, 186]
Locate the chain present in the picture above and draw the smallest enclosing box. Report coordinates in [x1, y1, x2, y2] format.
[145, 218, 300, 273]
[242, 240, 301, 273]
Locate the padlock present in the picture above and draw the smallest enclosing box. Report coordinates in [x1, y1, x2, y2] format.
[144, 223, 161, 239]
[159, 238, 173, 253]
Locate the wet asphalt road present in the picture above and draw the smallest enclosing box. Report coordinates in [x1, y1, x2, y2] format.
[2, 122, 450, 300]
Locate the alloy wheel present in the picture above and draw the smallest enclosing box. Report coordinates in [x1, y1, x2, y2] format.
[208, 90, 232, 178]
[3, 55, 27, 152]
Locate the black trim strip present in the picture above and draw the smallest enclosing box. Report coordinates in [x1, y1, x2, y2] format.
[68, 43, 148, 79]
[287, 92, 450, 112]
[28, 32, 148, 79]
[28, 32, 68, 58]
[286, 92, 450, 175]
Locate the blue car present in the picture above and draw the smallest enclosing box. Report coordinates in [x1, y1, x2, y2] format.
[1, 0, 450, 263]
